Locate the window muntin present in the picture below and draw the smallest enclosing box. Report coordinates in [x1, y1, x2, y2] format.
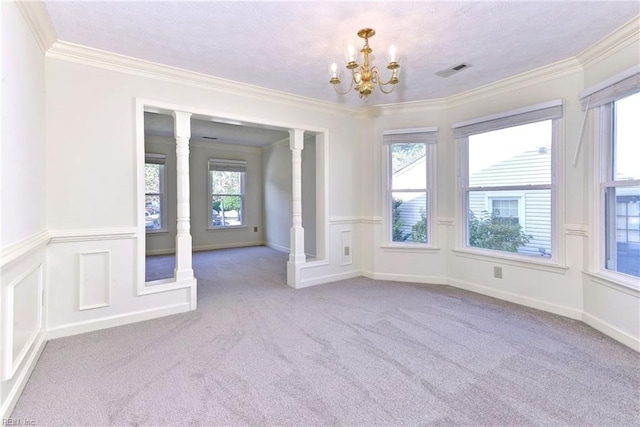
[603, 91, 640, 278]
[209, 159, 246, 228]
[463, 119, 555, 258]
[145, 154, 166, 232]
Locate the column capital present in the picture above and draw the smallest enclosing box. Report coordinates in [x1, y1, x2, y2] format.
[173, 111, 192, 139]
[289, 128, 305, 151]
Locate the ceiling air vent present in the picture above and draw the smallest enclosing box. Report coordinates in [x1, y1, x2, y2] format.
[436, 63, 472, 78]
[202, 136, 218, 140]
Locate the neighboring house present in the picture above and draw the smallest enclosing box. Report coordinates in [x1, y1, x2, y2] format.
[468, 146, 552, 256]
[392, 155, 427, 242]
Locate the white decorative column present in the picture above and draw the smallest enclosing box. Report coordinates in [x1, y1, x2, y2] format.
[287, 128, 305, 288]
[173, 111, 194, 282]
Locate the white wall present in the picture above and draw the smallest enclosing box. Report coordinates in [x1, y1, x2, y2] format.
[44, 48, 362, 329]
[262, 139, 291, 252]
[1, 1, 48, 418]
[145, 135, 265, 255]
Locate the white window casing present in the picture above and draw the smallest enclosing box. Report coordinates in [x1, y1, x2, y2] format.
[455, 101, 562, 261]
[208, 159, 247, 229]
[384, 127, 438, 248]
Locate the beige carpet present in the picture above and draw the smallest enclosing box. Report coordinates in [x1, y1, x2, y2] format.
[12, 246, 640, 425]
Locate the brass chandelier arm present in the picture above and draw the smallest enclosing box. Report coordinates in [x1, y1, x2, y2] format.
[331, 74, 355, 95]
[372, 67, 399, 94]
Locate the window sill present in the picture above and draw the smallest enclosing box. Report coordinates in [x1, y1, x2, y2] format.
[452, 248, 568, 274]
[207, 225, 248, 231]
[381, 244, 440, 254]
[583, 271, 640, 296]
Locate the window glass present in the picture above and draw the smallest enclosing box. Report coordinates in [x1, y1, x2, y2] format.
[466, 120, 553, 257]
[144, 159, 164, 231]
[210, 169, 245, 227]
[603, 91, 640, 278]
[390, 142, 428, 243]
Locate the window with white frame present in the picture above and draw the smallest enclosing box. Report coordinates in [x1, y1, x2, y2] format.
[454, 101, 561, 257]
[208, 159, 246, 228]
[384, 128, 437, 245]
[584, 74, 639, 279]
[145, 153, 166, 232]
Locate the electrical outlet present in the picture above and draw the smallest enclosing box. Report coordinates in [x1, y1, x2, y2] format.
[494, 266, 503, 279]
[254, 226, 258, 232]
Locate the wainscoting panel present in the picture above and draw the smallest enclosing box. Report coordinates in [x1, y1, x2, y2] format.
[341, 230, 352, 266]
[2, 264, 43, 381]
[78, 251, 110, 310]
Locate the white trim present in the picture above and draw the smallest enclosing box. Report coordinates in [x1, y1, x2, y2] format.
[328, 216, 382, 225]
[46, 302, 192, 340]
[452, 99, 562, 129]
[194, 241, 263, 252]
[2, 264, 44, 381]
[452, 249, 569, 274]
[265, 242, 290, 253]
[361, 270, 448, 285]
[296, 270, 362, 289]
[383, 126, 438, 135]
[436, 217, 455, 226]
[565, 223, 589, 237]
[448, 278, 582, 320]
[49, 227, 137, 243]
[0, 230, 50, 268]
[14, 0, 57, 54]
[139, 278, 196, 296]
[0, 331, 47, 420]
[579, 64, 640, 100]
[48, 41, 360, 117]
[379, 245, 441, 254]
[582, 312, 639, 352]
[577, 16, 640, 70]
[78, 251, 111, 311]
[583, 271, 640, 296]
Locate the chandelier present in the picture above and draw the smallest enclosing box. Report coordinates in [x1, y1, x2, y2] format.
[329, 28, 400, 99]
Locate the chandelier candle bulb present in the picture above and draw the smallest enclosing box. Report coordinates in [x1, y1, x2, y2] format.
[329, 63, 340, 84]
[388, 44, 397, 63]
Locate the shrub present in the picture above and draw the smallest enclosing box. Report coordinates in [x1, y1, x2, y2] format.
[468, 210, 532, 252]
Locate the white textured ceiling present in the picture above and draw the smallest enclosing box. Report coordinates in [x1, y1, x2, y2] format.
[44, 1, 638, 108]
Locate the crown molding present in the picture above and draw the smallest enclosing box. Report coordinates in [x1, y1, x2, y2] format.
[446, 57, 583, 109]
[14, 0, 57, 55]
[363, 97, 448, 118]
[46, 41, 361, 118]
[577, 15, 640, 70]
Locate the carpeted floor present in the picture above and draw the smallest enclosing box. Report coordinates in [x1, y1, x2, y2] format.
[12, 246, 640, 425]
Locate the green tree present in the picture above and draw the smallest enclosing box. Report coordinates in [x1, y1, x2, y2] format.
[411, 209, 427, 243]
[392, 198, 409, 242]
[391, 143, 426, 173]
[468, 210, 532, 252]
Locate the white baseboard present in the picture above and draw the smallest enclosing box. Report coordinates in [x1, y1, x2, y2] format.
[146, 241, 265, 256]
[297, 270, 362, 289]
[361, 270, 448, 285]
[447, 278, 582, 320]
[0, 331, 47, 420]
[265, 242, 289, 253]
[47, 302, 191, 340]
[582, 312, 640, 352]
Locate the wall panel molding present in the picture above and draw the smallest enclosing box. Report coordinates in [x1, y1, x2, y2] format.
[78, 251, 111, 310]
[2, 264, 44, 381]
